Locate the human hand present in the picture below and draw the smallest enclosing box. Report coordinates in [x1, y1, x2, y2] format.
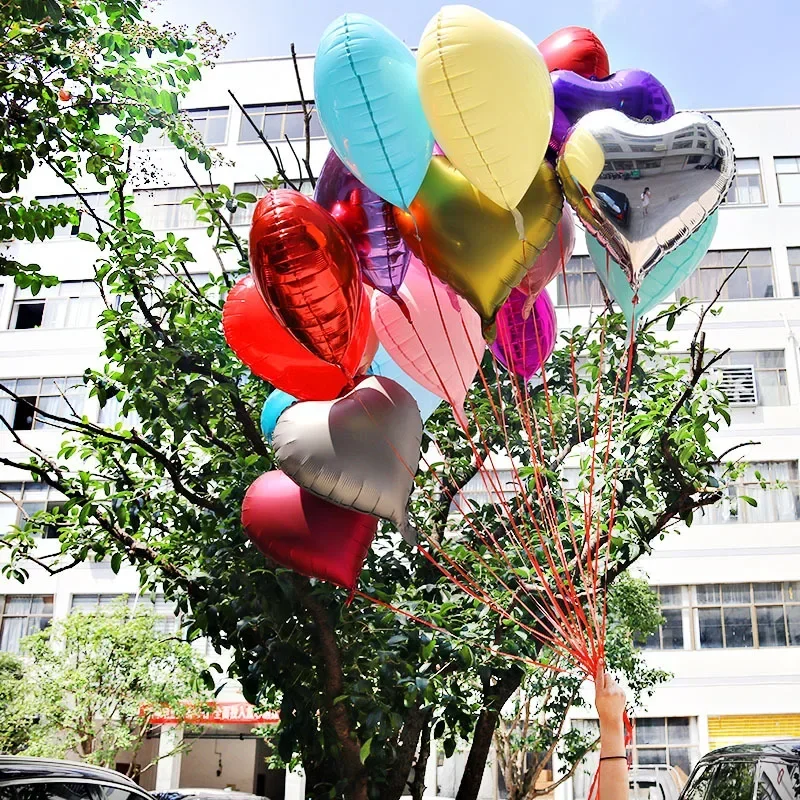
[594, 662, 627, 732]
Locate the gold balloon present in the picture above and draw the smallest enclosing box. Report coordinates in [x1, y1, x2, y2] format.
[394, 156, 562, 339]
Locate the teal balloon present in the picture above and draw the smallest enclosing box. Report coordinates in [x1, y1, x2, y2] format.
[587, 212, 718, 326]
[370, 345, 441, 422]
[314, 14, 433, 209]
[261, 390, 296, 442]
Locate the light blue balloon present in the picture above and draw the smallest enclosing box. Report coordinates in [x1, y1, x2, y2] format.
[260, 390, 296, 442]
[587, 212, 718, 327]
[314, 14, 434, 209]
[370, 345, 441, 422]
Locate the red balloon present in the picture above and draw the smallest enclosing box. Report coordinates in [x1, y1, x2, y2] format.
[537, 26, 610, 79]
[250, 189, 365, 374]
[222, 275, 371, 401]
[242, 471, 378, 591]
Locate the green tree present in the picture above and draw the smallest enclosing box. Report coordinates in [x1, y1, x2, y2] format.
[0, 3, 747, 799]
[0, 651, 33, 754]
[17, 600, 210, 778]
[494, 575, 669, 800]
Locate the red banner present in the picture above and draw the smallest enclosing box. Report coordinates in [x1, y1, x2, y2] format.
[145, 701, 279, 726]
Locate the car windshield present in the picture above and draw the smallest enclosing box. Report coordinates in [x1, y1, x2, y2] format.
[708, 761, 757, 800]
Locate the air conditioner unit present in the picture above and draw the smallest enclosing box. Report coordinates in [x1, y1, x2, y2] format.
[716, 365, 758, 407]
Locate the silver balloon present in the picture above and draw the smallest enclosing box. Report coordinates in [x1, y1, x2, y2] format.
[556, 109, 735, 291]
[272, 375, 422, 545]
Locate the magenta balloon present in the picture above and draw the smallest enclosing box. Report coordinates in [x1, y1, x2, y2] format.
[518, 204, 576, 300]
[433, 142, 445, 156]
[315, 149, 410, 300]
[491, 288, 557, 381]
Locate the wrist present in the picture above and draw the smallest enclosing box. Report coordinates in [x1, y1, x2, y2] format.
[598, 724, 625, 757]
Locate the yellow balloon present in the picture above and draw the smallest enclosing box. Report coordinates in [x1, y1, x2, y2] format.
[393, 156, 562, 340]
[417, 6, 554, 219]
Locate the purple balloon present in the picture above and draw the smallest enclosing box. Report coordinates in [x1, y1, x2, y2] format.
[315, 149, 410, 300]
[491, 288, 557, 382]
[550, 68, 675, 150]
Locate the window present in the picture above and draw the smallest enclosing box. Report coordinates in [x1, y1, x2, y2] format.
[0, 376, 87, 431]
[0, 595, 53, 652]
[632, 717, 699, 778]
[450, 468, 517, 514]
[708, 761, 757, 800]
[71, 593, 179, 634]
[679, 249, 774, 300]
[230, 180, 315, 226]
[726, 158, 764, 205]
[642, 586, 688, 650]
[789, 248, 800, 297]
[186, 106, 229, 145]
[11, 280, 102, 330]
[682, 763, 715, 800]
[35, 192, 107, 238]
[701, 461, 800, 525]
[238, 102, 324, 143]
[0, 481, 64, 538]
[714, 352, 789, 407]
[775, 156, 800, 204]
[557, 255, 604, 306]
[135, 187, 205, 230]
[695, 582, 800, 649]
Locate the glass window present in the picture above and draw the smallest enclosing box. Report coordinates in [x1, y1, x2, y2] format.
[642, 586, 688, 651]
[708, 761, 756, 800]
[682, 764, 715, 800]
[238, 102, 324, 143]
[11, 280, 103, 330]
[726, 158, 764, 205]
[35, 192, 107, 238]
[788, 248, 800, 297]
[70, 593, 179, 634]
[693, 582, 800, 649]
[757, 760, 800, 800]
[632, 717, 699, 778]
[186, 106, 229, 145]
[230, 179, 315, 226]
[135, 186, 206, 230]
[0, 376, 87, 431]
[714, 353, 789, 407]
[0, 594, 54, 653]
[679, 249, 774, 301]
[0, 481, 64, 539]
[557, 255, 605, 306]
[775, 156, 800, 204]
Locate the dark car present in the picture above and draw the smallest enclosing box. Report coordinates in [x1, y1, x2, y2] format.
[680, 740, 800, 800]
[593, 184, 631, 227]
[154, 792, 269, 800]
[0, 755, 153, 799]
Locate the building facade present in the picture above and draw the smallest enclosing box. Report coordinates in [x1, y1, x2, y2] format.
[1, 53, 799, 799]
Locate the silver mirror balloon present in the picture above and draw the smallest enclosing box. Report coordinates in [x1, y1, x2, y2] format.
[556, 109, 735, 292]
[272, 375, 423, 545]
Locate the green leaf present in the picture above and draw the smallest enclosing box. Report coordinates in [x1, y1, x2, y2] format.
[359, 737, 372, 763]
[741, 495, 758, 507]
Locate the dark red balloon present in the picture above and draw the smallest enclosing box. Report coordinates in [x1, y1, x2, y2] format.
[222, 275, 371, 401]
[242, 471, 378, 591]
[250, 189, 364, 374]
[537, 26, 610, 79]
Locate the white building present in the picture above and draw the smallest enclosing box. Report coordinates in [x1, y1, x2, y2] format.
[1, 53, 799, 799]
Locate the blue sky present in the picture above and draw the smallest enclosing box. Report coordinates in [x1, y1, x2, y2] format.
[151, 0, 799, 110]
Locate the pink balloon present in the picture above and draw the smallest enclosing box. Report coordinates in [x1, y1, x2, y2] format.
[518, 204, 576, 301]
[371, 257, 484, 427]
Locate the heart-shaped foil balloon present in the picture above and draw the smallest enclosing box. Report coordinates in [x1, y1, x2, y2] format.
[538, 26, 610, 79]
[272, 375, 423, 545]
[242, 471, 378, 591]
[394, 156, 562, 337]
[556, 109, 735, 291]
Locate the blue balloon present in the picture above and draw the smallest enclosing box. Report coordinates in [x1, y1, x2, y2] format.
[587, 212, 718, 327]
[314, 14, 433, 209]
[260, 390, 296, 442]
[369, 345, 441, 422]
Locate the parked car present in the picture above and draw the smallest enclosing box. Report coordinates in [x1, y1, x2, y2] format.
[0, 755, 153, 799]
[629, 764, 685, 800]
[679, 740, 800, 800]
[154, 792, 269, 800]
[593, 183, 631, 227]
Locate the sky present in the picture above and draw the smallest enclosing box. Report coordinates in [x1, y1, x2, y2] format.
[149, 0, 800, 110]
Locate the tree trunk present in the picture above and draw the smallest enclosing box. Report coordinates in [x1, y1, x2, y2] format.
[410, 709, 434, 800]
[455, 667, 523, 800]
[382, 704, 430, 800]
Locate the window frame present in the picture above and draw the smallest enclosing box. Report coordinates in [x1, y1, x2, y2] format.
[556, 255, 605, 307]
[185, 106, 230, 146]
[134, 186, 208, 231]
[631, 716, 699, 777]
[714, 352, 790, 408]
[0, 594, 54, 653]
[237, 101, 324, 144]
[724, 158, 765, 207]
[0, 376, 88, 431]
[679, 249, 775, 301]
[0, 480, 65, 538]
[788, 247, 800, 297]
[774, 156, 800, 205]
[10, 279, 103, 331]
